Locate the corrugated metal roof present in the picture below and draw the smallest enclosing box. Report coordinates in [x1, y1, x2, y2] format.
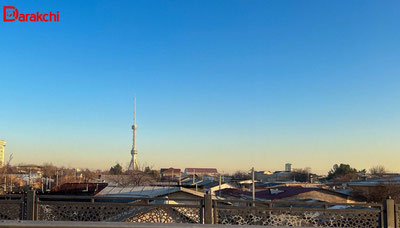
[347, 175, 400, 186]
[96, 186, 209, 199]
[96, 186, 180, 198]
[181, 178, 214, 186]
[217, 186, 339, 201]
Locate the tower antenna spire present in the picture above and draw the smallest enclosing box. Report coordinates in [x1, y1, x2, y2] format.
[134, 95, 136, 125]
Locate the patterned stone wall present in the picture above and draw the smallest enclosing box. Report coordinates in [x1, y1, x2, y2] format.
[216, 206, 381, 227]
[0, 202, 23, 220]
[38, 202, 201, 223]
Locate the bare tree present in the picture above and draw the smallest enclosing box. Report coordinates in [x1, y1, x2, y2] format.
[42, 163, 57, 178]
[232, 171, 250, 180]
[57, 168, 79, 185]
[292, 168, 312, 182]
[0, 154, 14, 193]
[0, 154, 14, 175]
[8, 174, 24, 188]
[369, 165, 386, 177]
[81, 169, 97, 183]
[353, 178, 400, 203]
[125, 170, 155, 186]
[106, 163, 157, 187]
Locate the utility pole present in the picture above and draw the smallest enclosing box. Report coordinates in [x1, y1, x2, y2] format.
[56, 170, 59, 186]
[252, 167, 255, 201]
[29, 168, 32, 187]
[219, 174, 222, 197]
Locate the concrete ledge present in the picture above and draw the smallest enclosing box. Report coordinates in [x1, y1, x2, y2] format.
[0, 221, 305, 228]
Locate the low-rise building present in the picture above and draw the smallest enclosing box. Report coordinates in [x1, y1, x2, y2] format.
[160, 168, 181, 180]
[184, 168, 218, 176]
[216, 186, 361, 203]
[255, 171, 293, 182]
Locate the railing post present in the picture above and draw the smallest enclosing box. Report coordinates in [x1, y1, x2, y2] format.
[26, 190, 36, 220]
[384, 197, 395, 228]
[213, 200, 218, 224]
[200, 199, 204, 224]
[204, 193, 213, 224]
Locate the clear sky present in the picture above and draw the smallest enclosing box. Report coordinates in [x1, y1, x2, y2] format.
[1, 0, 400, 174]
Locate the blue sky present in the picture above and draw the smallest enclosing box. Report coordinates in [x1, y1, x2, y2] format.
[1, 0, 400, 174]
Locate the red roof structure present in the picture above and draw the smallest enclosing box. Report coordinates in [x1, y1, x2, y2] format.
[50, 183, 108, 196]
[185, 168, 218, 175]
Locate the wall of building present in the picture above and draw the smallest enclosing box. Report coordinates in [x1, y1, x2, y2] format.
[166, 191, 203, 205]
[0, 140, 6, 167]
[254, 172, 292, 182]
[278, 191, 357, 203]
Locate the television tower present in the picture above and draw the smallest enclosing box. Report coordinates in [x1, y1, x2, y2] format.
[128, 97, 139, 170]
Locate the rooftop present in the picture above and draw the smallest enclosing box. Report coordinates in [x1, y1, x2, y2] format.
[216, 186, 342, 201]
[185, 168, 218, 174]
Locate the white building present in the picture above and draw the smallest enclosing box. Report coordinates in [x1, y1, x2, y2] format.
[0, 140, 6, 167]
[285, 163, 292, 172]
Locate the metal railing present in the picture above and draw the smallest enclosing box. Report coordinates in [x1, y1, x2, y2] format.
[213, 199, 383, 227]
[35, 194, 202, 223]
[396, 204, 400, 228]
[0, 194, 25, 220]
[1, 192, 399, 227]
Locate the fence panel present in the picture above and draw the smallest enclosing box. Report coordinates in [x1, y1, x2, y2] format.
[36, 196, 202, 224]
[214, 200, 383, 227]
[0, 193, 389, 228]
[0, 194, 25, 220]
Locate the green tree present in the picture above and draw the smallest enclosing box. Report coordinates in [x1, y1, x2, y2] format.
[109, 163, 123, 175]
[327, 164, 358, 181]
[144, 166, 160, 179]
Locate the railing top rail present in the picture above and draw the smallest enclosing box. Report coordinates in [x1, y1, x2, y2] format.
[36, 200, 202, 208]
[0, 194, 24, 202]
[0, 194, 24, 197]
[37, 195, 202, 202]
[0, 221, 249, 228]
[215, 204, 382, 212]
[0, 200, 24, 204]
[215, 199, 382, 207]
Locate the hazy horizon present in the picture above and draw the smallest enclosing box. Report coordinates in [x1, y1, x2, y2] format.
[1, 0, 400, 175]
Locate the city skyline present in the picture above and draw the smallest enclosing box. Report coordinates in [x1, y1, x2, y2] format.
[1, 0, 400, 174]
